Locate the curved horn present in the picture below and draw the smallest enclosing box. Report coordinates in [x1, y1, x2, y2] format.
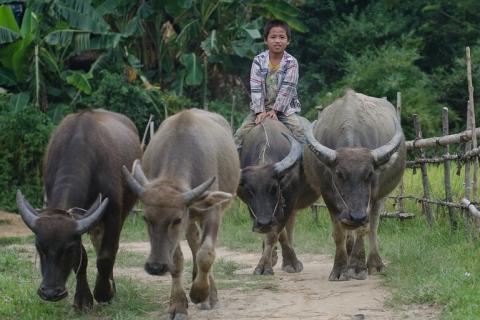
[122, 165, 146, 197]
[304, 120, 336, 166]
[183, 176, 216, 204]
[371, 119, 403, 166]
[132, 159, 149, 186]
[273, 133, 302, 175]
[75, 197, 109, 234]
[16, 190, 39, 232]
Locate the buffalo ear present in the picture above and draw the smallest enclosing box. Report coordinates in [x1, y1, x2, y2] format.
[188, 191, 233, 212]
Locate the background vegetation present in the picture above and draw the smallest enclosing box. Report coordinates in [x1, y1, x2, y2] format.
[1, 0, 480, 210]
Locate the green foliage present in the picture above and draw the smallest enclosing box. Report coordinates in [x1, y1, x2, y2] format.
[81, 71, 196, 134]
[0, 99, 53, 211]
[340, 44, 448, 139]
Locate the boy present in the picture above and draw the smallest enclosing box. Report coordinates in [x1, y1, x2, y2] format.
[234, 19, 304, 150]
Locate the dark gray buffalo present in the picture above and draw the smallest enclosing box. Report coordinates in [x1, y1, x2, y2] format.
[17, 109, 141, 311]
[304, 90, 405, 281]
[122, 108, 239, 320]
[237, 118, 319, 275]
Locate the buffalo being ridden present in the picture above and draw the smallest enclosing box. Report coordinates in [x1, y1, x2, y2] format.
[304, 90, 406, 281]
[237, 118, 319, 275]
[122, 109, 239, 319]
[17, 109, 142, 311]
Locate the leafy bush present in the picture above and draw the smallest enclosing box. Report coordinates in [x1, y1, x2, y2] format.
[307, 44, 451, 140]
[80, 71, 196, 135]
[0, 99, 53, 211]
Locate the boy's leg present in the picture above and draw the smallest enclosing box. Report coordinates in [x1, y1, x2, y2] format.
[233, 112, 257, 150]
[277, 113, 305, 143]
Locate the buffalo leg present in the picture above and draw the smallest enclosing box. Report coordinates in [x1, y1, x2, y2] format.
[73, 244, 93, 312]
[279, 211, 303, 273]
[92, 207, 122, 302]
[329, 218, 349, 281]
[190, 209, 220, 308]
[169, 245, 188, 320]
[254, 231, 278, 275]
[185, 220, 201, 282]
[347, 228, 368, 280]
[367, 200, 385, 274]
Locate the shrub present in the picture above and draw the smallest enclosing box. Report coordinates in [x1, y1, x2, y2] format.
[0, 100, 53, 211]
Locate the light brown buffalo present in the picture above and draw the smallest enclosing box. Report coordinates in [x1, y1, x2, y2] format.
[123, 109, 239, 320]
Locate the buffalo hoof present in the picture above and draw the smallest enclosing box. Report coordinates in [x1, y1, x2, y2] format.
[253, 266, 274, 275]
[368, 263, 385, 275]
[367, 255, 386, 275]
[74, 292, 93, 313]
[328, 268, 350, 281]
[93, 279, 115, 303]
[347, 267, 368, 280]
[282, 260, 303, 273]
[168, 313, 188, 320]
[190, 284, 209, 304]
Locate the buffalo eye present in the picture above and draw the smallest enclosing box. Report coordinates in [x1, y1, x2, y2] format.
[335, 170, 345, 181]
[172, 218, 182, 226]
[365, 171, 373, 181]
[65, 243, 77, 255]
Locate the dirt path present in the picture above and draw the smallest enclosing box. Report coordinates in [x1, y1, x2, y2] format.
[0, 211, 439, 319]
[117, 241, 440, 320]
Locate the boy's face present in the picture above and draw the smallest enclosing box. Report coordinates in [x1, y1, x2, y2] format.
[265, 26, 289, 55]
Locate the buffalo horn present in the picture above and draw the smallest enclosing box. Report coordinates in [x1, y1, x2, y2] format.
[16, 190, 39, 232]
[122, 165, 146, 196]
[371, 120, 403, 166]
[75, 197, 109, 234]
[273, 133, 302, 175]
[183, 176, 216, 204]
[304, 120, 336, 166]
[132, 159, 149, 186]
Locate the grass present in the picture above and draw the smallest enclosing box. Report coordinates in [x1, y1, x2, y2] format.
[1, 166, 479, 319]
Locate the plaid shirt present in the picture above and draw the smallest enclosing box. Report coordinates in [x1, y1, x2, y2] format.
[250, 50, 301, 116]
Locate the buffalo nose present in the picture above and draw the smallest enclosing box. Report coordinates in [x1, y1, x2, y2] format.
[145, 262, 169, 276]
[349, 213, 368, 224]
[253, 220, 273, 233]
[38, 285, 68, 301]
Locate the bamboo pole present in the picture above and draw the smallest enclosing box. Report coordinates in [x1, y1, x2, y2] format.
[442, 108, 457, 228]
[396, 92, 405, 213]
[466, 47, 478, 201]
[461, 198, 480, 218]
[203, 55, 208, 110]
[387, 195, 465, 209]
[414, 114, 434, 226]
[140, 114, 154, 151]
[405, 127, 480, 149]
[231, 92, 236, 129]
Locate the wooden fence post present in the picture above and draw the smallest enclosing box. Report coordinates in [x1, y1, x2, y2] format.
[466, 47, 478, 201]
[442, 107, 457, 228]
[396, 92, 405, 213]
[414, 114, 434, 226]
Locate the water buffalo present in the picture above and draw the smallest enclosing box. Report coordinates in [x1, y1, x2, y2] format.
[303, 90, 405, 281]
[237, 118, 319, 275]
[16, 109, 141, 310]
[122, 108, 239, 319]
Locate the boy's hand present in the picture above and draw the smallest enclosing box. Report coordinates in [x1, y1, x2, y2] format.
[266, 110, 278, 121]
[255, 110, 278, 124]
[255, 112, 268, 124]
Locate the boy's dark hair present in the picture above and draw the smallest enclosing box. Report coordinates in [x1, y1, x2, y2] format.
[263, 20, 291, 41]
